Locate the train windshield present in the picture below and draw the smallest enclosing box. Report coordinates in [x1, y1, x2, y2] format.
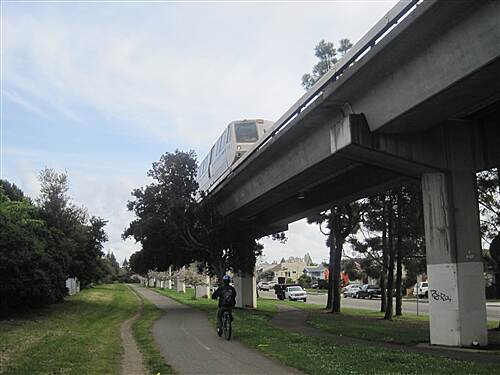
[235, 121, 258, 143]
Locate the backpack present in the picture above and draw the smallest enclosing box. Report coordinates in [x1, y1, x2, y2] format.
[220, 288, 234, 307]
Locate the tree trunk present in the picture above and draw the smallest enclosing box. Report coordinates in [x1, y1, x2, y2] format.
[381, 196, 388, 313]
[326, 233, 334, 310]
[332, 217, 343, 313]
[384, 198, 395, 320]
[395, 192, 403, 316]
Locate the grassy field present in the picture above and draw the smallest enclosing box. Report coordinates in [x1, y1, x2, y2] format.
[0, 284, 138, 374]
[0, 284, 173, 375]
[307, 307, 430, 344]
[153, 288, 500, 375]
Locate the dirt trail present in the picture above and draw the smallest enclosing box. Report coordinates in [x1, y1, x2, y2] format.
[120, 286, 146, 375]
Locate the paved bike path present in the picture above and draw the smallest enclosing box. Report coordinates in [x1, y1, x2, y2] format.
[133, 286, 302, 374]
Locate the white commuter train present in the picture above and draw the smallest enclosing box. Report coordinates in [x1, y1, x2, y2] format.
[197, 119, 274, 194]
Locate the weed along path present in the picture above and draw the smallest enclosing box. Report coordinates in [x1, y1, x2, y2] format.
[133, 286, 302, 375]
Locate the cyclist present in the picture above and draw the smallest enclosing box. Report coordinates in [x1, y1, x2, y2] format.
[211, 275, 236, 336]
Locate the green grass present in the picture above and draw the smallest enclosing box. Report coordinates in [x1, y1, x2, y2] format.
[0, 284, 138, 374]
[307, 308, 429, 344]
[305, 288, 327, 294]
[130, 288, 175, 375]
[151, 287, 500, 375]
[260, 297, 324, 311]
[263, 297, 498, 344]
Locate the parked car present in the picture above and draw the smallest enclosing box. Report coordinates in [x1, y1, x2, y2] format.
[414, 282, 429, 298]
[343, 284, 361, 298]
[284, 285, 308, 302]
[274, 284, 307, 301]
[258, 282, 271, 291]
[310, 282, 319, 289]
[356, 284, 382, 299]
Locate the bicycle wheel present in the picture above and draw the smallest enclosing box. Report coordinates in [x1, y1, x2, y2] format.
[223, 312, 232, 340]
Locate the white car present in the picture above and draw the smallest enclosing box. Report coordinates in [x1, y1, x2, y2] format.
[414, 282, 429, 298]
[285, 286, 307, 302]
[257, 282, 271, 291]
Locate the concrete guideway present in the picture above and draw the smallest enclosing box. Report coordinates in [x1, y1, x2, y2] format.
[133, 286, 302, 375]
[210, 0, 500, 348]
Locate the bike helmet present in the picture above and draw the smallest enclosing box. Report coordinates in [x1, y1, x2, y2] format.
[222, 275, 231, 283]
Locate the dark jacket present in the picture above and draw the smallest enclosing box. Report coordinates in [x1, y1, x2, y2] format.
[212, 284, 237, 307]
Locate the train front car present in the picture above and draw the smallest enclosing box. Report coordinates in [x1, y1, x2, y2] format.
[231, 119, 273, 164]
[196, 119, 274, 198]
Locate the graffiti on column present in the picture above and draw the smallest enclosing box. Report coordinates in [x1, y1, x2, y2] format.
[430, 289, 452, 302]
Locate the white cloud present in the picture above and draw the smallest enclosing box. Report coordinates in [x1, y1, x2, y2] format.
[4, 1, 398, 264]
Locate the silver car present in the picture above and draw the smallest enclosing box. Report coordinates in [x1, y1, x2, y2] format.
[343, 285, 361, 298]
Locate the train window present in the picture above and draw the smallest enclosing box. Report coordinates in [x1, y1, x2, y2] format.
[226, 127, 231, 143]
[217, 135, 223, 154]
[235, 121, 258, 143]
[221, 129, 227, 147]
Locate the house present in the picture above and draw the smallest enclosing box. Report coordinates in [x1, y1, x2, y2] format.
[275, 260, 307, 283]
[304, 265, 327, 280]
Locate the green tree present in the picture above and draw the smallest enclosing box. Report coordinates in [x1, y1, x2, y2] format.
[351, 186, 425, 319]
[308, 203, 362, 313]
[0, 180, 25, 201]
[297, 274, 312, 288]
[0, 186, 66, 311]
[301, 38, 352, 90]
[477, 168, 500, 242]
[302, 38, 356, 314]
[124, 150, 199, 271]
[37, 168, 108, 288]
[124, 150, 263, 281]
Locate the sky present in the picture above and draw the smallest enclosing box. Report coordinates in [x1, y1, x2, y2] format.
[2, 0, 399, 265]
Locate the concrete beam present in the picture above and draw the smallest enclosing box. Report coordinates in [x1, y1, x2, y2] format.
[323, 0, 500, 133]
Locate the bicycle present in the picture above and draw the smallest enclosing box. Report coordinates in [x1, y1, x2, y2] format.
[221, 310, 232, 340]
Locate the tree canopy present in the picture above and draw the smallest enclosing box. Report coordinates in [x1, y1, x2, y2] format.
[0, 170, 110, 312]
[124, 150, 263, 280]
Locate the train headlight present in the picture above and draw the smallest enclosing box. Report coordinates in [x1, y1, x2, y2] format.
[237, 145, 242, 150]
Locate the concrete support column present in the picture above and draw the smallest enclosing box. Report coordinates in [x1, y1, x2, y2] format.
[195, 277, 211, 298]
[233, 273, 257, 308]
[167, 266, 173, 289]
[422, 172, 488, 346]
[176, 278, 186, 293]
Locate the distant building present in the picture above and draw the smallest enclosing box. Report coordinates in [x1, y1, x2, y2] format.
[275, 261, 307, 282]
[304, 265, 327, 280]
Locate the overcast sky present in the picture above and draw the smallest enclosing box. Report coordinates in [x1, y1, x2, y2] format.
[2, 0, 399, 264]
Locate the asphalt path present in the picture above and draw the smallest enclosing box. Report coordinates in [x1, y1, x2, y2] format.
[259, 291, 500, 321]
[133, 286, 302, 375]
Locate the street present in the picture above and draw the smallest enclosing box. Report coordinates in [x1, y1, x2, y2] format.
[259, 291, 500, 321]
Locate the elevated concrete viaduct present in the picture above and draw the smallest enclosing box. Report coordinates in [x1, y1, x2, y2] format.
[213, 0, 500, 347]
